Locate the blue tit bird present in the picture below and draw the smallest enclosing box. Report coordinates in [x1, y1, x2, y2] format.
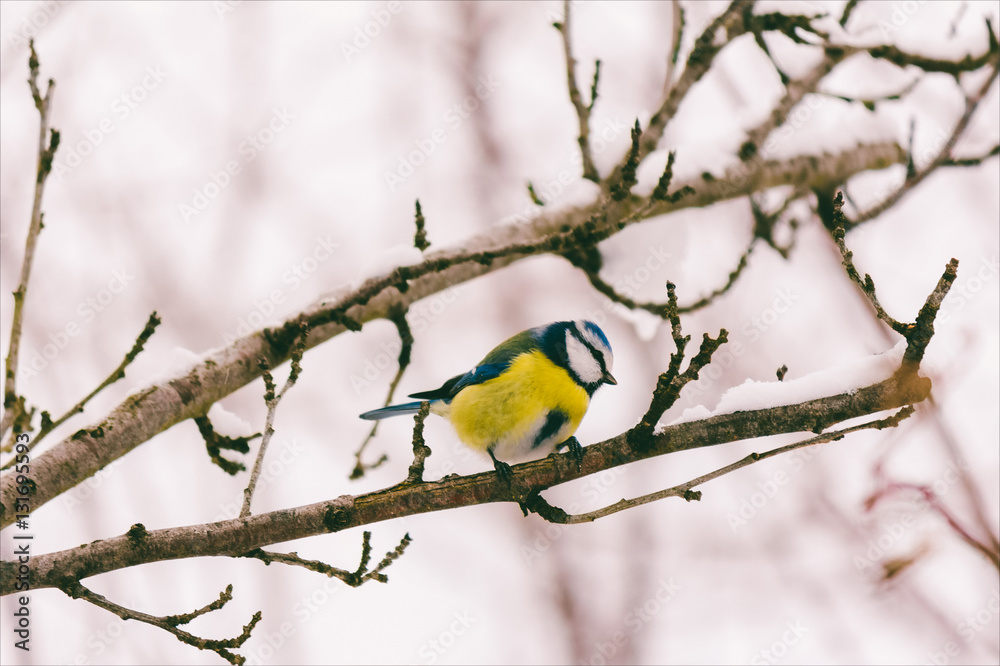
[359, 320, 617, 482]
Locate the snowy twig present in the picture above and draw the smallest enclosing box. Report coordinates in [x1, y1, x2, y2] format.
[627, 283, 729, 451]
[662, 1, 685, 98]
[848, 55, 999, 227]
[0, 140, 906, 530]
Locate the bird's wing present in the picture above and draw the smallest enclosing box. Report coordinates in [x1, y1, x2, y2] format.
[407, 328, 540, 401]
[408, 364, 505, 401]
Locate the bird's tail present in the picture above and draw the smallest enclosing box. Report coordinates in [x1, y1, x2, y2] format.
[359, 401, 424, 420]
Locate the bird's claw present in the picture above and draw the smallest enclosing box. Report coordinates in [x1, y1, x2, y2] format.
[557, 436, 584, 470]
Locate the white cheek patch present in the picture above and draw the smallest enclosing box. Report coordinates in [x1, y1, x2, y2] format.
[565, 329, 603, 384]
[575, 321, 614, 374]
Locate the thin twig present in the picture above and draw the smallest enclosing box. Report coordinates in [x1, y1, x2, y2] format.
[627, 282, 729, 450]
[557, 0, 600, 182]
[866, 476, 999, 569]
[1, 313, 161, 463]
[405, 402, 431, 484]
[61, 581, 260, 665]
[351, 305, 413, 479]
[849, 56, 999, 227]
[527, 407, 916, 524]
[241, 531, 413, 586]
[1, 40, 60, 440]
[662, 1, 685, 98]
[241, 321, 308, 517]
[831, 194, 909, 335]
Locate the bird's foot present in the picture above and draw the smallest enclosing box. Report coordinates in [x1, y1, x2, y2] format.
[488, 448, 513, 486]
[556, 436, 584, 470]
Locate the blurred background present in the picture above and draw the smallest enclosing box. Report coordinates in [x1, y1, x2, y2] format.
[0, 1, 997, 664]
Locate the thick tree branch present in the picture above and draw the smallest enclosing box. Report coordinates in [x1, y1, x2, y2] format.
[525, 406, 916, 524]
[2, 364, 933, 595]
[4, 243, 956, 594]
[0, 142, 904, 529]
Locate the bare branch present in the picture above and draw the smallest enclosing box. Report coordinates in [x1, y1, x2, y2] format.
[241, 530, 413, 586]
[413, 199, 430, 251]
[351, 304, 413, 479]
[0, 142, 907, 529]
[556, 0, 600, 182]
[403, 402, 431, 484]
[1, 312, 161, 463]
[526, 407, 916, 524]
[241, 320, 308, 517]
[1, 40, 60, 440]
[849, 56, 999, 227]
[61, 581, 260, 665]
[3, 363, 934, 596]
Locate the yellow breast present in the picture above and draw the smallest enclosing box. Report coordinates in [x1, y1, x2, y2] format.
[437, 350, 590, 461]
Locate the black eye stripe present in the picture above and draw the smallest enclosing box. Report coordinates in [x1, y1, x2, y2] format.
[568, 325, 608, 374]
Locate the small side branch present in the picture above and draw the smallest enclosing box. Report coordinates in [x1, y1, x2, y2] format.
[627, 283, 728, 450]
[1, 312, 161, 462]
[242, 530, 413, 586]
[849, 56, 999, 227]
[1, 40, 60, 441]
[241, 320, 308, 517]
[413, 199, 430, 251]
[61, 581, 260, 665]
[832, 191, 960, 365]
[526, 407, 916, 524]
[405, 402, 432, 484]
[556, 0, 600, 182]
[351, 305, 414, 479]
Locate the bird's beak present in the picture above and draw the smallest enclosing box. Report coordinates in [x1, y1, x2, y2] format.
[603, 371, 617, 385]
